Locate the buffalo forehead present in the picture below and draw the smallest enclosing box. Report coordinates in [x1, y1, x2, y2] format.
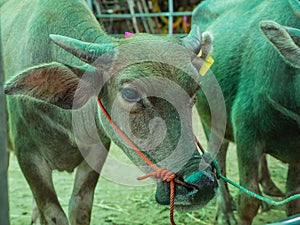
[112, 61, 199, 97]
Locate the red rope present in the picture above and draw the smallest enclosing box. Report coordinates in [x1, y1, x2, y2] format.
[137, 168, 176, 225]
[96, 98, 159, 171]
[96, 97, 196, 225]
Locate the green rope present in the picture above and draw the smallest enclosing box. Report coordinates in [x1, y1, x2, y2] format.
[211, 160, 300, 206]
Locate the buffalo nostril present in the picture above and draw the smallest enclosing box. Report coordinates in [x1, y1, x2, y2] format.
[187, 186, 199, 196]
[184, 171, 218, 203]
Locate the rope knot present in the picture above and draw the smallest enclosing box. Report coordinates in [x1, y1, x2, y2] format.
[137, 168, 177, 225]
[137, 168, 176, 183]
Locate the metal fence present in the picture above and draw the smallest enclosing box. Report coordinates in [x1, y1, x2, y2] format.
[87, 0, 202, 35]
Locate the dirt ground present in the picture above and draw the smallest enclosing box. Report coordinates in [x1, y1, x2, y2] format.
[8, 111, 289, 225]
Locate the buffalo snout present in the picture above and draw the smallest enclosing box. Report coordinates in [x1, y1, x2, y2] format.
[155, 165, 218, 211]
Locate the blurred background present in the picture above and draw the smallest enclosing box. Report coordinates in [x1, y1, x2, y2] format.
[86, 0, 203, 35]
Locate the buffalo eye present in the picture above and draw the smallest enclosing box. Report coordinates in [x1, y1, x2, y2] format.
[121, 87, 141, 103]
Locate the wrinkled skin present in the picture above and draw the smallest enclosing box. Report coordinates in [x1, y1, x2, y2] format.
[193, 0, 300, 224]
[1, 0, 219, 224]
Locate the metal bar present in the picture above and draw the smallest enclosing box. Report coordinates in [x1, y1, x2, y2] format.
[266, 214, 300, 225]
[93, 0, 102, 14]
[168, 0, 173, 35]
[95, 11, 193, 19]
[127, 0, 139, 33]
[86, 0, 93, 10]
[137, 1, 149, 33]
[141, 0, 155, 33]
[0, 22, 10, 225]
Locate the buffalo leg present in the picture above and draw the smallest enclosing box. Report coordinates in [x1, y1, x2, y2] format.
[17, 150, 68, 225]
[68, 144, 109, 225]
[215, 141, 237, 225]
[286, 164, 300, 216]
[31, 198, 40, 225]
[202, 125, 237, 225]
[236, 139, 261, 225]
[259, 154, 284, 197]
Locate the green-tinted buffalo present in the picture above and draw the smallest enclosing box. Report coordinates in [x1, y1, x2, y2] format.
[1, 0, 219, 224]
[193, 0, 300, 224]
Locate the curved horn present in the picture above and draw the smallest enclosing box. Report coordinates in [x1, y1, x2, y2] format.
[289, 0, 300, 19]
[182, 24, 202, 54]
[49, 34, 115, 63]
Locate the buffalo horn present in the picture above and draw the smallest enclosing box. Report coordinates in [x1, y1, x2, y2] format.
[182, 24, 202, 54]
[49, 34, 115, 63]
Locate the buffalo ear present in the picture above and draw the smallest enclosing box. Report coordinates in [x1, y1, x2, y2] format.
[4, 62, 96, 109]
[199, 31, 213, 59]
[260, 20, 300, 68]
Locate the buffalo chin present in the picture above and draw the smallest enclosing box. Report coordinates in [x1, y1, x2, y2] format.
[174, 204, 206, 212]
[155, 170, 218, 211]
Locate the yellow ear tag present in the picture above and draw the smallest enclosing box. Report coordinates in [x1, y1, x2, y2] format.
[197, 50, 214, 76]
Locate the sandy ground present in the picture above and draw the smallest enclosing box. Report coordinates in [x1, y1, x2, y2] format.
[8, 146, 289, 225]
[8, 111, 289, 225]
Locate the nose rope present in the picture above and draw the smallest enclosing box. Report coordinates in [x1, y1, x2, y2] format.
[137, 168, 176, 225]
[97, 97, 196, 225]
[97, 97, 300, 224]
[194, 132, 300, 207]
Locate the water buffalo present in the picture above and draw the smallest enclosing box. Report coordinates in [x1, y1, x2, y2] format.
[193, 0, 300, 224]
[1, 0, 219, 224]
